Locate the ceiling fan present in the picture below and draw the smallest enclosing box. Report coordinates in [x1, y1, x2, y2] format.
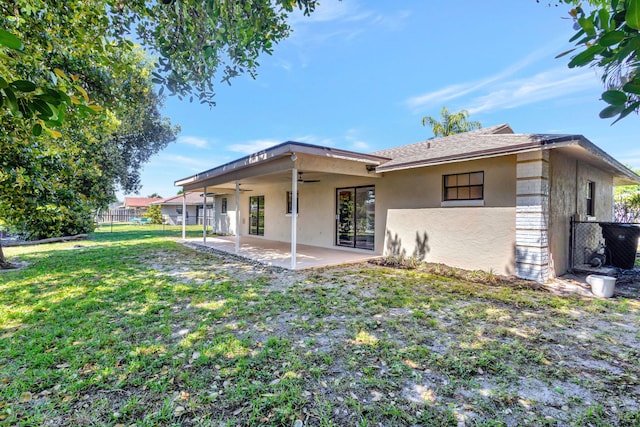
[297, 172, 320, 183]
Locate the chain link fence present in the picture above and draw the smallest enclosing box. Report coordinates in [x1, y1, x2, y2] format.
[570, 220, 640, 271]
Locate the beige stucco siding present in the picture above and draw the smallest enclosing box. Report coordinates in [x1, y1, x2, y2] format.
[160, 205, 198, 225]
[548, 150, 614, 276]
[384, 207, 516, 275]
[215, 156, 519, 273]
[376, 156, 517, 274]
[376, 155, 517, 210]
[233, 174, 377, 248]
[213, 194, 237, 234]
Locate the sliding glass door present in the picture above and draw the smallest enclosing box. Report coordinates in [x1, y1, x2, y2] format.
[336, 186, 375, 250]
[249, 195, 264, 236]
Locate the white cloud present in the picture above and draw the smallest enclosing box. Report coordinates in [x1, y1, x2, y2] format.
[351, 140, 370, 150]
[371, 9, 411, 31]
[404, 40, 581, 113]
[467, 68, 596, 114]
[288, 1, 409, 46]
[178, 135, 209, 148]
[228, 139, 281, 155]
[294, 130, 370, 151]
[294, 134, 338, 147]
[289, 0, 365, 24]
[616, 151, 640, 169]
[405, 83, 470, 110]
[160, 154, 211, 168]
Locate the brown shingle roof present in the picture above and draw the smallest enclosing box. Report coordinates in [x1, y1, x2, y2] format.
[123, 197, 163, 208]
[371, 124, 580, 172]
[152, 192, 208, 205]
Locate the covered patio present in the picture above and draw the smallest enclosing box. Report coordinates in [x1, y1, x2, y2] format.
[175, 141, 388, 269]
[184, 235, 380, 270]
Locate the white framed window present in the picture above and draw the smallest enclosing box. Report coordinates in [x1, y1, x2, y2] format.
[443, 171, 484, 201]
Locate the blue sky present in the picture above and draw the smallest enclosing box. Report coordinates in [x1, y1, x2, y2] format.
[125, 0, 639, 199]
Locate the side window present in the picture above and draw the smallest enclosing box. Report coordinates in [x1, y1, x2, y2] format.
[443, 171, 484, 201]
[586, 181, 595, 216]
[221, 197, 228, 214]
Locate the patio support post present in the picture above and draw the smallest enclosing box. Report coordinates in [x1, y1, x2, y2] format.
[181, 192, 186, 239]
[291, 168, 298, 269]
[203, 186, 207, 244]
[235, 180, 240, 254]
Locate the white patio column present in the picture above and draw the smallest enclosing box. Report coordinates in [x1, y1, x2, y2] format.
[203, 186, 207, 244]
[291, 167, 298, 269]
[181, 192, 186, 239]
[235, 180, 240, 254]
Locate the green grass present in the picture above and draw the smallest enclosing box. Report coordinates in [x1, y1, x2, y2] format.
[1, 227, 639, 426]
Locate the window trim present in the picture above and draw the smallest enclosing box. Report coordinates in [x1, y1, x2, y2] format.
[221, 197, 228, 214]
[442, 171, 484, 202]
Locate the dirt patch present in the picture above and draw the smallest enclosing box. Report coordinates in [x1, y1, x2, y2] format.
[10, 241, 638, 426]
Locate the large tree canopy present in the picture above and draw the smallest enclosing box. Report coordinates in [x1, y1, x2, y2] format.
[550, 0, 640, 123]
[0, 1, 319, 268]
[1, 0, 317, 109]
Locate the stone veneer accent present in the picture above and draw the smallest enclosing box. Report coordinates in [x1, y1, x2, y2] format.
[516, 151, 550, 282]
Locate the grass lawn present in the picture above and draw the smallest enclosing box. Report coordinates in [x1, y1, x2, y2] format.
[1, 226, 639, 426]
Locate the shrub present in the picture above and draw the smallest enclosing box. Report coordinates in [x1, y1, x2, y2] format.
[144, 205, 164, 224]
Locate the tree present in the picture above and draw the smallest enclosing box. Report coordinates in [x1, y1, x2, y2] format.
[0, 32, 177, 268]
[147, 193, 163, 199]
[1, 1, 320, 268]
[614, 173, 640, 221]
[421, 107, 482, 138]
[549, 0, 640, 123]
[1, 0, 317, 111]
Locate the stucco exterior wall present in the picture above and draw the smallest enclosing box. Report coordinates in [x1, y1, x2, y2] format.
[548, 150, 614, 276]
[234, 174, 377, 248]
[376, 156, 517, 274]
[223, 156, 518, 274]
[214, 194, 237, 234]
[376, 155, 517, 210]
[160, 205, 198, 225]
[384, 207, 516, 275]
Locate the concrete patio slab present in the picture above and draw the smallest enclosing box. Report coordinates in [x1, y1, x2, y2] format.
[183, 235, 380, 270]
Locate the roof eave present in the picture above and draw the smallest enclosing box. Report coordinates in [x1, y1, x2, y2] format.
[175, 141, 390, 187]
[374, 137, 572, 173]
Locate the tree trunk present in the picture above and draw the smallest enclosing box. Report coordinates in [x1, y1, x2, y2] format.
[0, 240, 16, 270]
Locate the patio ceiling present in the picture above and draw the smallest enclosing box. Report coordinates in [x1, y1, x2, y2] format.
[175, 141, 389, 194]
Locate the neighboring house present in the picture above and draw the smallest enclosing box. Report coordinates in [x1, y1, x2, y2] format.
[122, 197, 163, 216]
[150, 193, 214, 226]
[174, 124, 639, 282]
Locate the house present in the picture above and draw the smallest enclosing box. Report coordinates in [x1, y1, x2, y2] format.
[174, 124, 639, 282]
[122, 197, 163, 216]
[150, 193, 213, 226]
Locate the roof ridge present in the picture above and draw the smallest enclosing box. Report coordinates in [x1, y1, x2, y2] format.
[370, 124, 514, 157]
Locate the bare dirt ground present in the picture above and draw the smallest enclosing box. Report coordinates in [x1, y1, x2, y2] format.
[144, 244, 640, 426]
